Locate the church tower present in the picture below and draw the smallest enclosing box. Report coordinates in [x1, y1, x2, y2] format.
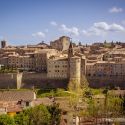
[68, 42, 74, 58]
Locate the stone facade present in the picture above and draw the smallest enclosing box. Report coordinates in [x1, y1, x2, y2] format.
[47, 42, 86, 86]
[47, 57, 68, 79]
[1, 38, 125, 89]
[0, 45, 58, 72]
[50, 36, 70, 51]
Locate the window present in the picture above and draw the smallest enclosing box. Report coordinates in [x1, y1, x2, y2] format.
[88, 73, 91, 76]
[26, 101, 29, 106]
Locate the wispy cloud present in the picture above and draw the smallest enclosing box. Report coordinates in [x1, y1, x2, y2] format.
[32, 32, 45, 38]
[50, 21, 58, 26]
[82, 22, 125, 36]
[60, 24, 79, 36]
[109, 7, 123, 13]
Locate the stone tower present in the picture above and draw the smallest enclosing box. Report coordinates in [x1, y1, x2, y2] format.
[68, 42, 74, 58]
[69, 56, 81, 89]
[1, 40, 7, 48]
[68, 42, 82, 89]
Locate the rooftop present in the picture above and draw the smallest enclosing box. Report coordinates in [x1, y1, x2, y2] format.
[0, 90, 35, 101]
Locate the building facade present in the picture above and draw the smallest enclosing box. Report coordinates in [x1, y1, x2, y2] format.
[50, 36, 70, 51]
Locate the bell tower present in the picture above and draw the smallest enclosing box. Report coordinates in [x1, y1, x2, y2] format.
[68, 42, 74, 58]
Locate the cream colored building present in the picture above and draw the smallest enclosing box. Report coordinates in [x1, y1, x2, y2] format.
[34, 49, 58, 72]
[8, 54, 35, 70]
[47, 42, 86, 85]
[86, 60, 125, 77]
[47, 56, 68, 78]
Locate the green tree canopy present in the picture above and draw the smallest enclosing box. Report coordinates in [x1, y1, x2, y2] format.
[0, 114, 15, 125]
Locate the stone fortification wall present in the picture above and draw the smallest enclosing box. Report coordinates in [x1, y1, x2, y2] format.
[22, 72, 68, 89]
[0, 73, 17, 89]
[87, 76, 125, 88]
[0, 72, 125, 89]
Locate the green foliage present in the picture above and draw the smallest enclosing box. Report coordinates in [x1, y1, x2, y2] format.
[87, 97, 104, 118]
[15, 104, 62, 125]
[37, 89, 71, 98]
[0, 114, 15, 125]
[107, 96, 124, 117]
[14, 112, 30, 125]
[47, 103, 62, 125]
[30, 105, 51, 125]
[90, 88, 103, 95]
[15, 105, 51, 125]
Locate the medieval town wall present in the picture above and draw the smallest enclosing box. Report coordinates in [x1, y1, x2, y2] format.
[87, 76, 125, 88]
[0, 73, 18, 89]
[22, 72, 68, 88]
[0, 72, 125, 89]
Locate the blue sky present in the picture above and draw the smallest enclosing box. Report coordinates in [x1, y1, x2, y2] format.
[0, 0, 125, 45]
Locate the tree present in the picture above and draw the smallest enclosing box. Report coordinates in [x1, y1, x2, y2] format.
[81, 76, 89, 97]
[47, 103, 62, 125]
[0, 114, 15, 125]
[15, 105, 51, 125]
[106, 94, 124, 118]
[14, 111, 30, 125]
[30, 105, 51, 125]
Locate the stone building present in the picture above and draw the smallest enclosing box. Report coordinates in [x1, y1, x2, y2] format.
[50, 36, 70, 51]
[47, 42, 86, 85]
[0, 40, 58, 72]
[103, 50, 125, 61]
[86, 61, 125, 77]
[1, 40, 7, 48]
[47, 56, 68, 79]
[34, 49, 58, 72]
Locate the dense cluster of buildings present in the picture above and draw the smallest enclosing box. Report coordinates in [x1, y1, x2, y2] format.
[1, 36, 125, 86]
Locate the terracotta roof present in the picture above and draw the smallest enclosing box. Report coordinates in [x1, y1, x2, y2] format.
[0, 91, 35, 101]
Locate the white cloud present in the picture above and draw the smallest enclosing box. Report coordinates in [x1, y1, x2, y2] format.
[94, 22, 124, 32]
[32, 32, 45, 38]
[94, 22, 109, 31]
[60, 24, 79, 36]
[109, 7, 123, 13]
[50, 21, 57, 26]
[82, 22, 125, 36]
[109, 23, 124, 31]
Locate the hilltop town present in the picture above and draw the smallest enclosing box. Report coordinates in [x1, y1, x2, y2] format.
[1, 37, 125, 124]
[0, 36, 125, 89]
